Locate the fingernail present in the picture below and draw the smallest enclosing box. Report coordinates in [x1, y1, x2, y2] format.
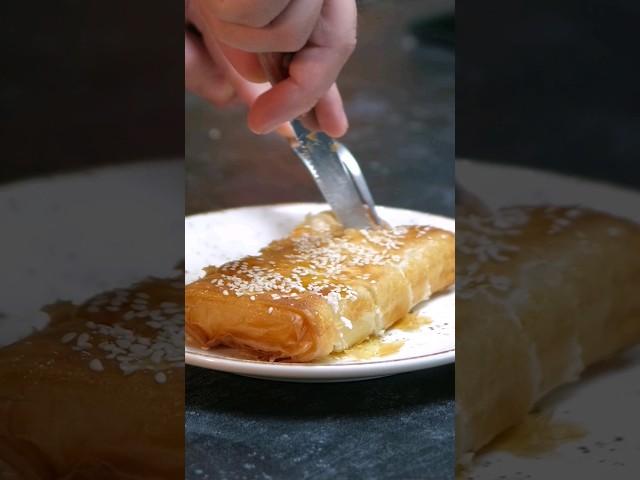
[275, 123, 296, 139]
[248, 120, 268, 135]
[255, 119, 279, 135]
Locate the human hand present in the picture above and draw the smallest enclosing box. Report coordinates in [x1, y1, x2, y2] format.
[185, 0, 357, 137]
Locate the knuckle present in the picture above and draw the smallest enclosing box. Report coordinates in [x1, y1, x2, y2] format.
[289, 36, 309, 52]
[202, 0, 224, 16]
[204, 0, 273, 28]
[237, 11, 274, 28]
[277, 28, 308, 52]
[203, 0, 242, 23]
[339, 34, 357, 57]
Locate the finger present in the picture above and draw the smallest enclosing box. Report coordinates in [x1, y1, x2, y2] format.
[194, 29, 263, 105]
[247, 0, 356, 133]
[185, 31, 236, 106]
[218, 45, 267, 83]
[197, 0, 291, 28]
[246, 44, 346, 133]
[314, 84, 349, 138]
[299, 111, 321, 133]
[197, 0, 323, 52]
[247, 44, 353, 134]
[309, 0, 358, 50]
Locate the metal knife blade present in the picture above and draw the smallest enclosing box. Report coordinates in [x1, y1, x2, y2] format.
[257, 52, 378, 229]
[288, 120, 375, 229]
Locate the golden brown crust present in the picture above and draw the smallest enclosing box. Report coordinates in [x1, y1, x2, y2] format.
[186, 212, 455, 362]
[456, 206, 640, 461]
[0, 276, 184, 479]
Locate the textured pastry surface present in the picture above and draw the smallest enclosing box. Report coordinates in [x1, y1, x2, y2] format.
[186, 212, 455, 362]
[0, 275, 184, 479]
[456, 206, 640, 462]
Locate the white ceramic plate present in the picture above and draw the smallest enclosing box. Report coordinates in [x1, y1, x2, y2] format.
[185, 203, 455, 382]
[0, 160, 183, 348]
[458, 160, 640, 479]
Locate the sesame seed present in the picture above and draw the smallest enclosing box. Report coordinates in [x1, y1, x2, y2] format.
[130, 344, 149, 355]
[61, 277, 185, 383]
[89, 358, 104, 372]
[120, 364, 138, 375]
[61, 332, 77, 343]
[151, 350, 164, 364]
[201, 218, 429, 319]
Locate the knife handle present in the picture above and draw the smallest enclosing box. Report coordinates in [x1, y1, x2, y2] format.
[257, 52, 320, 131]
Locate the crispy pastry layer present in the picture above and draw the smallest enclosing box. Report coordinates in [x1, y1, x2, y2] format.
[0, 276, 184, 479]
[456, 206, 640, 462]
[186, 212, 455, 362]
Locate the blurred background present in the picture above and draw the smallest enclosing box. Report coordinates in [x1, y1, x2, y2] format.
[1, 3, 184, 342]
[457, 0, 640, 189]
[1, 1, 183, 183]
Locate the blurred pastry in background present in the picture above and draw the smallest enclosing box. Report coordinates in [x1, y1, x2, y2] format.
[456, 205, 640, 464]
[0, 274, 185, 479]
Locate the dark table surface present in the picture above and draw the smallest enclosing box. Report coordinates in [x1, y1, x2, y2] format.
[185, 1, 455, 479]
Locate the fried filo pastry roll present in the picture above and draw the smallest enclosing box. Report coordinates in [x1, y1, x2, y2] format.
[186, 212, 455, 362]
[0, 276, 184, 479]
[456, 206, 640, 464]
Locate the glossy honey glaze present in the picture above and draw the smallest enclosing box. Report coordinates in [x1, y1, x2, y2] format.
[393, 312, 432, 332]
[483, 412, 587, 457]
[331, 339, 405, 361]
[456, 413, 588, 479]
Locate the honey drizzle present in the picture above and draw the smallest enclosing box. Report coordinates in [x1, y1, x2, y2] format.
[483, 412, 587, 457]
[393, 313, 432, 332]
[332, 339, 405, 361]
[328, 313, 431, 361]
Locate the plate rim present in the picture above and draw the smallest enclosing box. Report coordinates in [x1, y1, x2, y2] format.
[184, 202, 455, 379]
[185, 347, 455, 379]
[457, 158, 640, 199]
[186, 201, 455, 225]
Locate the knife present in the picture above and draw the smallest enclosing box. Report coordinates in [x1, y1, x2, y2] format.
[257, 52, 382, 229]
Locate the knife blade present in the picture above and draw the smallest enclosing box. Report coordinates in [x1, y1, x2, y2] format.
[257, 53, 379, 229]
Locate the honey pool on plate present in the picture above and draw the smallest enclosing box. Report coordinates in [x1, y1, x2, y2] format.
[481, 412, 587, 458]
[329, 313, 432, 362]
